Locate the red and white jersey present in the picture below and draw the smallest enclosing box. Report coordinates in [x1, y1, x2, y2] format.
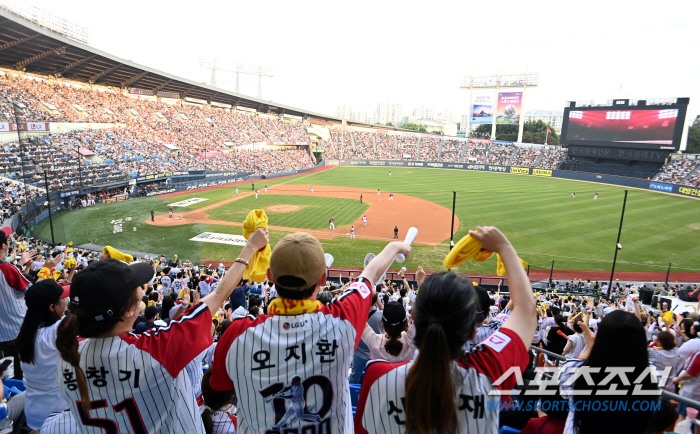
[56, 302, 214, 433]
[0, 261, 31, 342]
[197, 398, 237, 434]
[355, 328, 528, 434]
[210, 280, 373, 434]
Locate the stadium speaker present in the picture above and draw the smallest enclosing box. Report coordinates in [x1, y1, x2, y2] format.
[660, 297, 673, 310]
[639, 288, 654, 305]
[677, 98, 690, 105]
[638, 100, 647, 106]
[651, 295, 659, 309]
[567, 101, 577, 107]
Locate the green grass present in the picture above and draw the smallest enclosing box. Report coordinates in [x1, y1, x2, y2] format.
[204, 194, 369, 230]
[33, 167, 700, 273]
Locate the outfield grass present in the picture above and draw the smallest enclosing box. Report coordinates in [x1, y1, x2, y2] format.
[33, 167, 700, 274]
[204, 194, 369, 230]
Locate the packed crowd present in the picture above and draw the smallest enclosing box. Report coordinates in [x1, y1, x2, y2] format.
[1, 224, 697, 434]
[511, 146, 543, 167]
[538, 148, 568, 170]
[439, 140, 462, 163]
[419, 136, 440, 161]
[463, 143, 488, 163]
[487, 144, 517, 165]
[1, 180, 40, 221]
[351, 132, 376, 159]
[396, 136, 419, 160]
[653, 158, 700, 185]
[374, 135, 396, 160]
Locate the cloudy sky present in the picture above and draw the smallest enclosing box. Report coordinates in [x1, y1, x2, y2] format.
[20, 0, 700, 120]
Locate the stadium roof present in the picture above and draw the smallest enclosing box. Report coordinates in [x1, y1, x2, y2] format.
[0, 6, 410, 131]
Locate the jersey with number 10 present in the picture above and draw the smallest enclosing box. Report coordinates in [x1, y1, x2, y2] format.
[210, 280, 373, 434]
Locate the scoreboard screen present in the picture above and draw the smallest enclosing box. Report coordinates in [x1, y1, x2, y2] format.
[561, 102, 688, 151]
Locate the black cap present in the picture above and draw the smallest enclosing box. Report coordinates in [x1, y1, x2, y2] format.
[25, 279, 70, 311]
[144, 306, 162, 319]
[382, 301, 407, 326]
[473, 286, 493, 315]
[70, 259, 155, 321]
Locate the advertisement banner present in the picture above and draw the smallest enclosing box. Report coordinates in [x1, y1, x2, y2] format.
[0, 123, 9, 132]
[190, 232, 248, 246]
[0, 122, 50, 132]
[470, 94, 494, 124]
[496, 92, 522, 124]
[676, 186, 698, 197]
[532, 169, 552, 177]
[510, 167, 530, 174]
[649, 182, 673, 192]
[169, 198, 209, 207]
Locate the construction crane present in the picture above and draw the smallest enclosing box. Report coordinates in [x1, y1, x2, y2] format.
[199, 57, 274, 99]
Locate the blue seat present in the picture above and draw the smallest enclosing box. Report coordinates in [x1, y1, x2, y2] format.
[3, 379, 25, 392]
[349, 384, 361, 407]
[499, 427, 520, 434]
[352, 406, 357, 417]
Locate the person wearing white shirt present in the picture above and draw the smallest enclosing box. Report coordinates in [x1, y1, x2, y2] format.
[361, 301, 416, 363]
[15, 280, 71, 430]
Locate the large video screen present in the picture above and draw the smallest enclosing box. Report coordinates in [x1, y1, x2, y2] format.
[561, 105, 688, 151]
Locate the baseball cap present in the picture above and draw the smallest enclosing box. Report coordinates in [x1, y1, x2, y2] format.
[0, 227, 11, 245]
[70, 259, 155, 321]
[144, 306, 162, 318]
[382, 301, 407, 326]
[24, 279, 70, 311]
[270, 233, 326, 292]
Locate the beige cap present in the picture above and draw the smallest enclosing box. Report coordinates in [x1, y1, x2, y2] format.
[270, 232, 326, 291]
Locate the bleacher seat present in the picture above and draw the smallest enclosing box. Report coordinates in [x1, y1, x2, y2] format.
[349, 384, 361, 407]
[499, 426, 520, 434]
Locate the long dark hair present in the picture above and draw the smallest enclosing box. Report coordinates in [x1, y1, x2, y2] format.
[161, 293, 177, 320]
[405, 272, 478, 434]
[383, 319, 407, 357]
[56, 287, 141, 411]
[201, 367, 235, 434]
[16, 298, 64, 364]
[572, 310, 655, 434]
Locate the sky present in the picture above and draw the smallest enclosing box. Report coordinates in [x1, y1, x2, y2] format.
[18, 0, 700, 121]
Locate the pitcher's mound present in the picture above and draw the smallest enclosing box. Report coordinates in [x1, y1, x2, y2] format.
[267, 205, 301, 212]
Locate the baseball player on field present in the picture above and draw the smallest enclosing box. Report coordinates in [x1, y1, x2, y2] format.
[265, 185, 268, 193]
[41, 229, 270, 434]
[255, 189, 259, 199]
[362, 215, 367, 226]
[350, 226, 355, 239]
[389, 193, 394, 202]
[236, 187, 239, 195]
[310, 186, 314, 193]
[169, 206, 173, 218]
[329, 217, 335, 230]
[209, 232, 412, 433]
[377, 188, 380, 196]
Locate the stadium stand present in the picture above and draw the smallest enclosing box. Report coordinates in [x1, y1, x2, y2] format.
[396, 135, 419, 161]
[352, 132, 376, 159]
[419, 137, 440, 161]
[375, 135, 396, 160]
[653, 158, 700, 185]
[439, 140, 463, 163]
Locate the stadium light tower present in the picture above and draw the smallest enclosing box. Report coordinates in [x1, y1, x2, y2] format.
[199, 57, 274, 99]
[460, 70, 538, 143]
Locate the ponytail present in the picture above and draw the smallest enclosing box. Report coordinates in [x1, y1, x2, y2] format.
[405, 322, 456, 434]
[383, 318, 406, 357]
[55, 287, 142, 411]
[56, 314, 91, 410]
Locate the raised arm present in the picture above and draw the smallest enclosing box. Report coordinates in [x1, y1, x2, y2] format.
[469, 226, 536, 348]
[360, 242, 412, 289]
[202, 228, 268, 316]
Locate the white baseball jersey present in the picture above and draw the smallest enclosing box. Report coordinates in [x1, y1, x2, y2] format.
[462, 309, 512, 353]
[197, 400, 237, 434]
[0, 261, 30, 342]
[171, 278, 185, 295]
[52, 302, 213, 433]
[355, 328, 529, 434]
[160, 275, 172, 292]
[210, 280, 373, 433]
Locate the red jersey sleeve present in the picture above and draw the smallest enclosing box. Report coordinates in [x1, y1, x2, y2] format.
[120, 302, 213, 378]
[320, 280, 373, 349]
[0, 263, 30, 292]
[686, 352, 700, 377]
[354, 359, 410, 434]
[463, 327, 529, 391]
[209, 314, 269, 391]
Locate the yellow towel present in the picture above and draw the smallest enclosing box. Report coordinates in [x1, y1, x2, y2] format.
[268, 297, 322, 315]
[242, 209, 271, 282]
[18, 242, 25, 251]
[443, 233, 494, 269]
[103, 246, 133, 264]
[496, 253, 528, 276]
[63, 258, 78, 270]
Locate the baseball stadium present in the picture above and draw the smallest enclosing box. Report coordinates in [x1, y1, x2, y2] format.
[1, 2, 700, 433]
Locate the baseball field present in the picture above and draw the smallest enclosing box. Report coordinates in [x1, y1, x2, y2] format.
[33, 166, 700, 278]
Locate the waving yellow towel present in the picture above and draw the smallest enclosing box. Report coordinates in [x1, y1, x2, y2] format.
[496, 253, 528, 276]
[443, 233, 494, 269]
[103, 246, 133, 264]
[243, 209, 271, 282]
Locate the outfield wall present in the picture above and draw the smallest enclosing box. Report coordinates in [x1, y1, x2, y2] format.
[325, 159, 699, 199]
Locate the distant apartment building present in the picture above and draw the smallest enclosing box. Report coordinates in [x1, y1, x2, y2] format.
[524, 109, 564, 133]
